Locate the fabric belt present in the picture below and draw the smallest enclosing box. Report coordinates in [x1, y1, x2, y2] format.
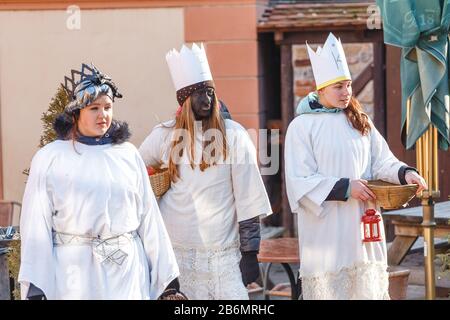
[52, 230, 138, 266]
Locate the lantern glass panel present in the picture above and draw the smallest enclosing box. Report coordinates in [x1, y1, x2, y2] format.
[372, 223, 379, 238]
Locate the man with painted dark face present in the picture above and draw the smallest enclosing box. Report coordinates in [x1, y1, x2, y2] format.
[190, 87, 214, 119]
[139, 43, 272, 300]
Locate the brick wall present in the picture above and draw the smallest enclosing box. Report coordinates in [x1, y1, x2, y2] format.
[185, 1, 269, 130]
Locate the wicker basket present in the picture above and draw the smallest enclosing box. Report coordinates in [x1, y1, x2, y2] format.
[366, 180, 418, 209]
[149, 168, 170, 198]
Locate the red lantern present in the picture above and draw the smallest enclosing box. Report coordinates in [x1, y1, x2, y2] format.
[362, 209, 382, 242]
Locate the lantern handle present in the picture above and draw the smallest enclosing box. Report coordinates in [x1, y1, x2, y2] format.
[365, 208, 377, 216]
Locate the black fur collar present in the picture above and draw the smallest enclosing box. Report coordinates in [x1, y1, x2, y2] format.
[53, 112, 131, 145]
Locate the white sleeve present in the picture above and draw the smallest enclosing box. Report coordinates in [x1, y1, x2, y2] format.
[18, 149, 56, 300]
[229, 127, 272, 222]
[369, 122, 406, 184]
[284, 119, 339, 218]
[138, 127, 165, 167]
[134, 151, 179, 299]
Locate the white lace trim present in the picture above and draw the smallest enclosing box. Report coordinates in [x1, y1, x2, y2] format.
[173, 241, 248, 300]
[301, 262, 390, 300]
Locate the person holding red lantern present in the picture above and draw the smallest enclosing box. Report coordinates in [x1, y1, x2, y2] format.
[285, 33, 427, 300]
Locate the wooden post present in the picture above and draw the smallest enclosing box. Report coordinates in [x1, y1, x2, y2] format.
[373, 41, 386, 137]
[0, 93, 3, 199]
[280, 43, 294, 236]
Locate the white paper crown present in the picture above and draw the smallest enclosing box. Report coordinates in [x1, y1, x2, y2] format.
[306, 33, 351, 90]
[165, 43, 213, 91]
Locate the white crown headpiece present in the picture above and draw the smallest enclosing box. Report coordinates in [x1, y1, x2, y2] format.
[166, 43, 215, 105]
[306, 33, 351, 90]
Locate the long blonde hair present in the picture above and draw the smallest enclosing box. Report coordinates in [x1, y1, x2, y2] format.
[168, 96, 228, 182]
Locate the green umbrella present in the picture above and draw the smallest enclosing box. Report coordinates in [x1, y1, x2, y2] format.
[377, 0, 450, 150]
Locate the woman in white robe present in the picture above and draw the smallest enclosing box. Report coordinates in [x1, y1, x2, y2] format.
[18, 64, 180, 300]
[284, 34, 427, 299]
[286, 87, 427, 299]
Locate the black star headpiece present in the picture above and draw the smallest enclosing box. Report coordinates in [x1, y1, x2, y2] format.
[61, 63, 122, 113]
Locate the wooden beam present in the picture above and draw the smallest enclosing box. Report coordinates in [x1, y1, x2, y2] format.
[373, 41, 386, 137]
[394, 223, 450, 239]
[259, 24, 369, 34]
[0, 84, 3, 199]
[352, 63, 373, 97]
[394, 224, 423, 237]
[280, 44, 294, 237]
[276, 30, 383, 45]
[388, 235, 418, 265]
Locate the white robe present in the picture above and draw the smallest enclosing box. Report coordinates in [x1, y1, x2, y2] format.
[18, 140, 179, 300]
[285, 112, 406, 300]
[139, 119, 272, 299]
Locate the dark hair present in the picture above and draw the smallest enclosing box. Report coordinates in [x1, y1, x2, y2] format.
[53, 109, 81, 153]
[70, 111, 82, 154]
